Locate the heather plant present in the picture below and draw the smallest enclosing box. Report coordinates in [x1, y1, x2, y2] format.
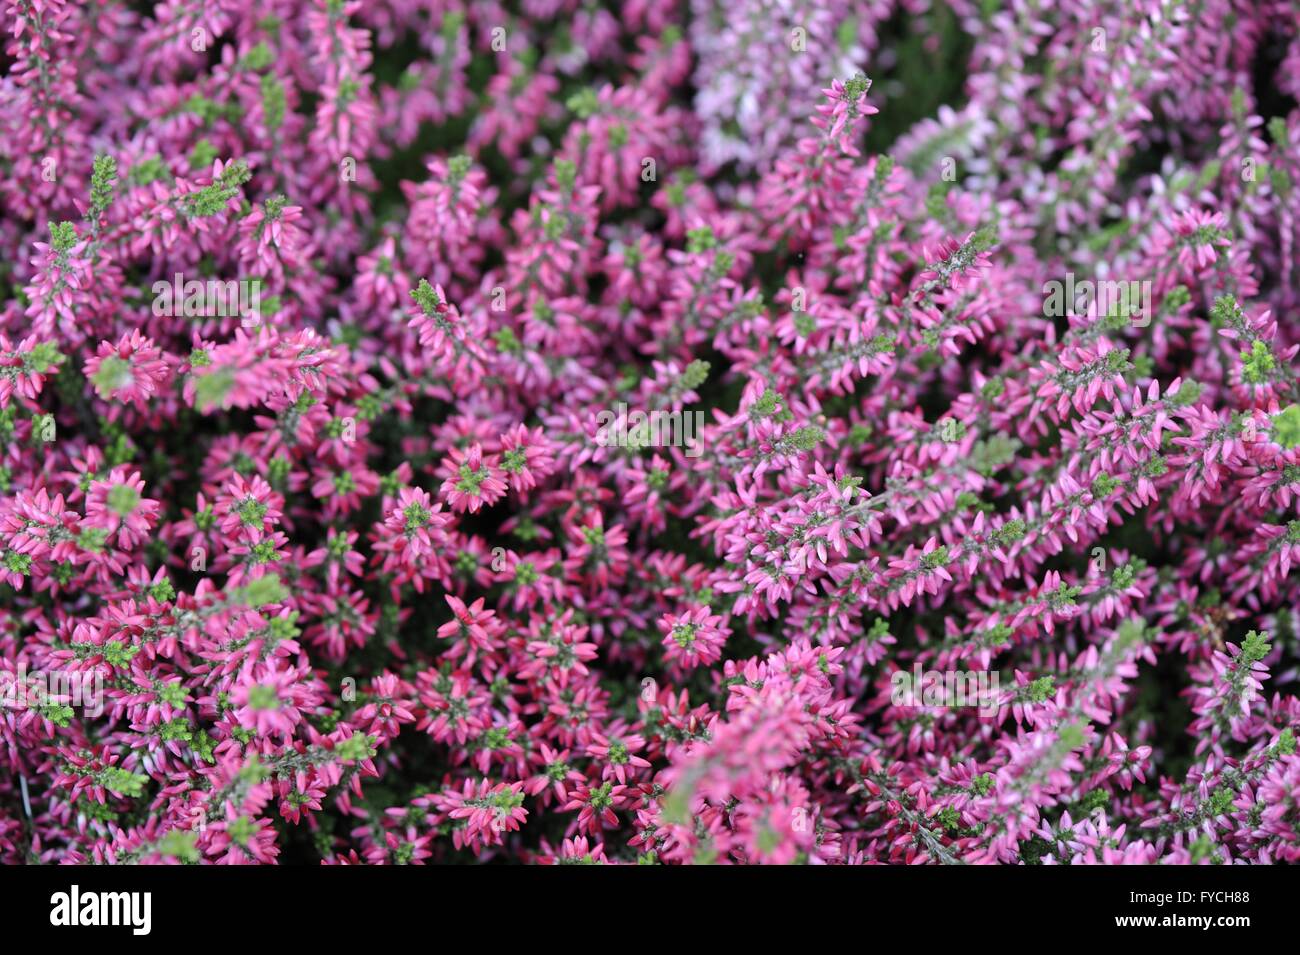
[0, 0, 1298, 867]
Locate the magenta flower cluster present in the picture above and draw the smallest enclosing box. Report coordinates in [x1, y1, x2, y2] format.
[2, 0, 1299, 865]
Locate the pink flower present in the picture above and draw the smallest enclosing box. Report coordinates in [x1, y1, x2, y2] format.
[84, 468, 159, 549]
[83, 330, 171, 408]
[230, 660, 317, 742]
[437, 443, 508, 513]
[660, 607, 730, 669]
